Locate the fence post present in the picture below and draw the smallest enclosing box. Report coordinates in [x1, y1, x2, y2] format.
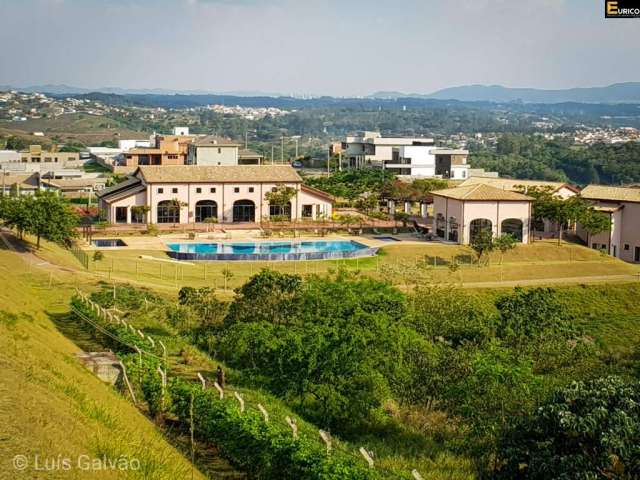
[358, 447, 374, 468]
[158, 340, 167, 370]
[197, 372, 206, 390]
[257, 403, 269, 422]
[411, 469, 424, 480]
[213, 381, 224, 399]
[157, 367, 167, 413]
[234, 392, 244, 413]
[119, 362, 137, 404]
[319, 430, 332, 453]
[285, 416, 298, 439]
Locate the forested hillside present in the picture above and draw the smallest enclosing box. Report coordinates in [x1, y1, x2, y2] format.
[470, 134, 640, 185]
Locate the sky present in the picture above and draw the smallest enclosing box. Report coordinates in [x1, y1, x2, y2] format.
[1, 0, 638, 96]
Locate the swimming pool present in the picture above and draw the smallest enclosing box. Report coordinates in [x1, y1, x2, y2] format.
[92, 239, 127, 247]
[166, 240, 377, 261]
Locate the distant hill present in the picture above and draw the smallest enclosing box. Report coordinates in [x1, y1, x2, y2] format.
[0, 83, 287, 97]
[369, 82, 640, 104]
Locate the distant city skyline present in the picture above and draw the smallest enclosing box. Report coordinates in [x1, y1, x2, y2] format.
[1, 0, 639, 97]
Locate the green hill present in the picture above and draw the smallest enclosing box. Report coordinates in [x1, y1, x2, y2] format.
[0, 248, 208, 479]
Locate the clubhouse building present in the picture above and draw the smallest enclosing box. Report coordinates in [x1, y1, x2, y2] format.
[430, 184, 534, 245]
[97, 165, 333, 225]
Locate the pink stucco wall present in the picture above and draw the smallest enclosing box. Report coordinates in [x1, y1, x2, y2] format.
[104, 181, 332, 225]
[433, 195, 531, 244]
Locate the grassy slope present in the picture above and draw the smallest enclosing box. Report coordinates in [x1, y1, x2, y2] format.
[0, 248, 208, 480]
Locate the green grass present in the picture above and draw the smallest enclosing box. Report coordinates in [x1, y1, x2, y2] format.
[74, 239, 639, 293]
[0, 249, 213, 479]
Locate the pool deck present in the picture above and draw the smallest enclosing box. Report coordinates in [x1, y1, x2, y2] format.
[83, 232, 431, 252]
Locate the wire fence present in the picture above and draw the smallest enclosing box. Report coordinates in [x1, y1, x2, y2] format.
[72, 292, 424, 480]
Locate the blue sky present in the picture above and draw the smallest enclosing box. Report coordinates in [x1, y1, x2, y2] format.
[1, 0, 638, 95]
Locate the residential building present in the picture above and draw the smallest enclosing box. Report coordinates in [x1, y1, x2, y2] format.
[187, 136, 243, 166]
[387, 146, 470, 178]
[342, 131, 435, 169]
[123, 134, 195, 168]
[431, 184, 533, 245]
[577, 185, 640, 262]
[19, 145, 80, 165]
[0, 150, 20, 164]
[0, 172, 40, 195]
[97, 165, 333, 225]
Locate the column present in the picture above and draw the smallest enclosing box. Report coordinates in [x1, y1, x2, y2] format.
[388, 200, 395, 219]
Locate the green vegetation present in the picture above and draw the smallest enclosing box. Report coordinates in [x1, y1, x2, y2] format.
[304, 169, 391, 202]
[497, 376, 640, 479]
[471, 134, 640, 185]
[0, 191, 78, 248]
[0, 250, 210, 480]
[65, 266, 640, 479]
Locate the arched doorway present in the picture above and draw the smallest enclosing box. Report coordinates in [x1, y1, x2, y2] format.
[269, 202, 291, 221]
[157, 200, 180, 224]
[195, 200, 218, 223]
[233, 199, 255, 223]
[469, 218, 493, 243]
[501, 218, 523, 242]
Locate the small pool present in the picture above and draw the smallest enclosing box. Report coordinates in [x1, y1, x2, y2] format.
[166, 240, 377, 261]
[373, 236, 401, 242]
[92, 239, 127, 247]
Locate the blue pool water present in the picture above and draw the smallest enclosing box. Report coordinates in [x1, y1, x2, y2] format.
[167, 240, 365, 255]
[165, 240, 376, 261]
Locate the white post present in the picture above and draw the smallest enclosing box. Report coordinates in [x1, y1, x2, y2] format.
[319, 430, 332, 453]
[197, 372, 206, 390]
[137, 329, 145, 339]
[412, 469, 424, 480]
[388, 200, 395, 219]
[257, 403, 269, 423]
[157, 367, 167, 412]
[213, 381, 224, 399]
[234, 391, 245, 413]
[404, 201, 411, 214]
[359, 447, 374, 469]
[147, 336, 155, 348]
[285, 416, 298, 439]
[158, 340, 167, 369]
[420, 203, 428, 218]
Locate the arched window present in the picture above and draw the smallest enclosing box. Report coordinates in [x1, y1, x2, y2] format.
[469, 218, 493, 243]
[195, 200, 218, 223]
[233, 199, 255, 223]
[435, 213, 446, 238]
[157, 200, 180, 224]
[448, 216, 459, 242]
[269, 202, 291, 221]
[501, 218, 524, 242]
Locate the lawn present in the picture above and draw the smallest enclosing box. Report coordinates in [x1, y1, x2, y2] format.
[70, 238, 639, 293]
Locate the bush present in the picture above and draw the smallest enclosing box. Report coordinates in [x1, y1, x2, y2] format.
[496, 376, 640, 479]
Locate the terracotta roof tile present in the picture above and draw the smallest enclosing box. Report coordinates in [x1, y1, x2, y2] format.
[581, 185, 640, 203]
[136, 165, 302, 183]
[431, 184, 533, 201]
